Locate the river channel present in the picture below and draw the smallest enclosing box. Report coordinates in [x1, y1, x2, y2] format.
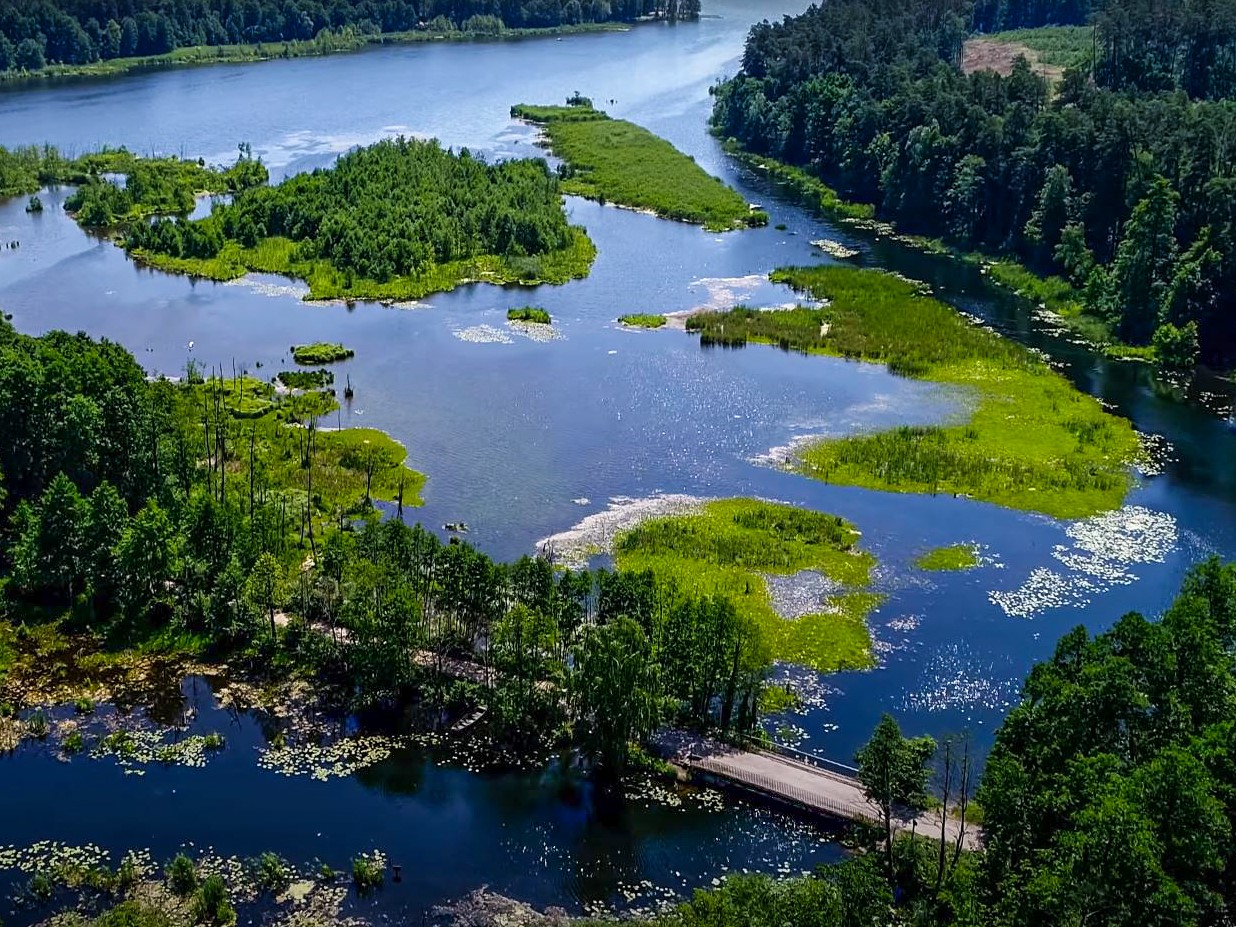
[2, 0, 1236, 919]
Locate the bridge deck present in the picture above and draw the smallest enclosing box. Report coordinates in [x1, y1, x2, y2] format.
[657, 733, 977, 848]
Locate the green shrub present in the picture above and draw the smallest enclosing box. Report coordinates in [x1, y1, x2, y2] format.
[291, 343, 354, 365]
[63, 730, 85, 753]
[250, 852, 291, 893]
[506, 306, 552, 324]
[166, 853, 198, 896]
[351, 853, 384, 892]
[191, 875, 235, 926]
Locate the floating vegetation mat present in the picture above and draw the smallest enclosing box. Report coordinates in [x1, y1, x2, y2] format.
[989, 505, 1178, 618]
[223, 275, 309, 300]
[506, 319, 563, 342]
[90, 727, 226, 773]
[1135, 432, 1174, 477]
[625, 779, 728, 812]
[257, 735, 406, 780]
[453, 324, 513, 344]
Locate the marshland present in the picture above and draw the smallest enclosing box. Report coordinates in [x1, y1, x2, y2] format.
[2, 1, 1236, 926]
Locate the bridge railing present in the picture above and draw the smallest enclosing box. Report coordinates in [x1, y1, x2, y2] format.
[736, 733, 861, 778]
[695, 757, 880, 825]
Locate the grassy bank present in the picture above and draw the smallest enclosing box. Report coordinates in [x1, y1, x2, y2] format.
[0, 23, 633, 87]
[514, 103, 766, 231]
[131, 226, 596, 301]
[688, 266, 1140, 519]
[719, 140, 1145, 358]
[612, 498, 880, 672]
[915, 544, 980, 571]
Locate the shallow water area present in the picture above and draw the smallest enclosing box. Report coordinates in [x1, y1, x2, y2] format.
[3, 0, 1236, 916]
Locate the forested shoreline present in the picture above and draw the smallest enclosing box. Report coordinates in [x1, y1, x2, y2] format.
[0, 0, 700, 77]
[712, 0, 1236, 370]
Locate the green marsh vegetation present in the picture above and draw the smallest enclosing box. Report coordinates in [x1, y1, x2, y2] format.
[688, 266, 1140, 519]
[619, 313, 667, 328]
[915, 544, 980, 571]
[512, 100, 767, 231]
[612, 499, 880, 672]
[291, 343, 354, 365]
[121, 137, 596, 300]
[507, 306, 552, 324]
[276, 369, 334, 391]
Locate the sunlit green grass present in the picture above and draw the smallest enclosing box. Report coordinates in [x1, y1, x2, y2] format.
[915, 544, 980, 571]
[612, 499, 881, 672]
[688, 266, 1140, 519]
[291, 343, 354, 365]
[618, 314, 667, 328]
[985, 26, 1094, 68]
[514, 104, 766, 231]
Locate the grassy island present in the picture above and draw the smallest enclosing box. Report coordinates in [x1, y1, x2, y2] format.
[619, 313, 667, 328]
[114, 137, 596, 300]
[292, 343, 354, 365]
[613, 499, 881, 672]
[688, 266, 1141, 519]
[512, 101, 767, 231]
[507, 306, 552, 324]
[915, 544, 981, 571]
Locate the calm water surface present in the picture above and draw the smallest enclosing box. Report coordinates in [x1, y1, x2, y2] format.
[2, 0, 1236, 917]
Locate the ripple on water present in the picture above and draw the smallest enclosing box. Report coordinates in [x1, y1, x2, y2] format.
[989, 505, 1178, 618]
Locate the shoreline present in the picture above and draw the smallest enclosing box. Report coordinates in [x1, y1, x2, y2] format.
[0, 22, 647, 90]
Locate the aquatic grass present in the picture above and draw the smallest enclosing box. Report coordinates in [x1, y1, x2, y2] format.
[351, 852, 385, 892]
[513, 103, 765, 230]
[506, 306, 551, 324]
[612, 498, 880, 672]
[915, 544, 980, 571]
[690, 266, 1140, 519]
[618, 314, 667, 328]
[276, 369, 334, 390]
[719, 140, 875, 222]
[291, 343, 354, 365]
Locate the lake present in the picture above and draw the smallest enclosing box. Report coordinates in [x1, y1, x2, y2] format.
[2, 0, 1236, 919]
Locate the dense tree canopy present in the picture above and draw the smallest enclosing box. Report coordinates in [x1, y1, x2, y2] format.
[124, 137, 578, 284]
[0, 322, 768, 774]
[713, 0, 1236, 366]
[0, 0, 700, 73]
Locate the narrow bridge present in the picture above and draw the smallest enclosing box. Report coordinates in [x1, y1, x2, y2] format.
[655, 731, 979, 849]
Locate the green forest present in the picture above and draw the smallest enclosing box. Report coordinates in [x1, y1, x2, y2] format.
[121, 137, 596, 299]
[0, 0, 701, 76]
[712, 0, 1236, 369]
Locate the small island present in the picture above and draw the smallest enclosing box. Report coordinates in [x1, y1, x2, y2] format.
[507, 306, 552, 324]
[618, 313, 667, 328]
[292, 343, 354, 365]
[112, 138, 596, 300]
[613, 499, 881, 672]
[915, 544, 981, 571]
[512, 99, 768, 231]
